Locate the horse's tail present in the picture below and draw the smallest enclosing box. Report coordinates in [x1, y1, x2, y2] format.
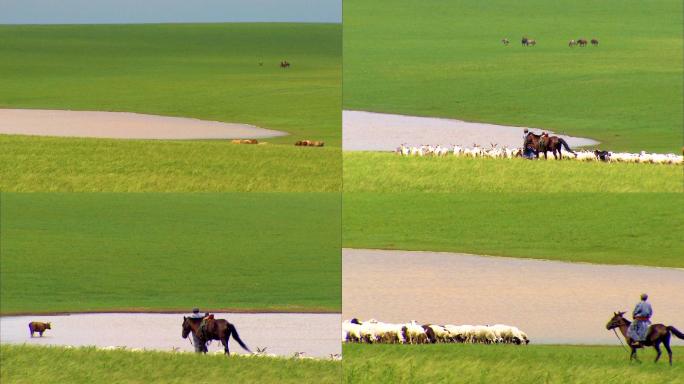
[668, 326, 684, 340]
[558, 138, 575, 154]
[228, 324, 251, 352]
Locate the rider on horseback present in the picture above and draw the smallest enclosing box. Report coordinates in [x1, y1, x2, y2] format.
[188, 308, 206, 352]
[627, 294, 652, 346]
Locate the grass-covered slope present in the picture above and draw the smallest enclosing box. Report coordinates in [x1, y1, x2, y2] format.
[0, 345, 341, 384]
[343, 193, 684, 268]
[0, 135, 341, 192]
[344, 152, 681, 193]
[0, 23, 341, 146]
[344, 0, 683, 152]
[0, 193, 341, 314]
[343, 344, 684, 384]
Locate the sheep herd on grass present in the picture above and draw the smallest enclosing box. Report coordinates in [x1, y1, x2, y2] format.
[395, 144, 684, 165]
[93, 345, 340, 360]
[343, 319, 530, 345]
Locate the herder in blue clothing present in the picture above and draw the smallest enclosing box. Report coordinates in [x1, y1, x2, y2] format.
[627, 294, 653, 345]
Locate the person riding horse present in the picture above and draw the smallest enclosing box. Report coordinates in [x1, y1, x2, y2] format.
[628, 294, 653, 346]
[188, 308, 207, 353]
[199, 312, 215, 340]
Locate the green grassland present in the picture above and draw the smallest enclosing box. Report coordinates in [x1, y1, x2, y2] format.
[0, 345, 341, 384]
[0, 135, 340, 192]
[343, 193, 684, 268]
[0, 193, 341, 314]
[344, 152, 681, 193]
[343, 344, 684, 384]
[0, 22, 341, 146]
[344, 0, 683, 152]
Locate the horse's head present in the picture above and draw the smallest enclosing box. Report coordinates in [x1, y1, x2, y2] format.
[606, 311, 627, 330]
[181, 317, 193, 339]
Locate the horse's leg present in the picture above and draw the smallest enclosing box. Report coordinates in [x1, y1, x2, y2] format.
[224, 333, 231, 355]
[664, 336, 673, 365]
[653, 342, 662, 363]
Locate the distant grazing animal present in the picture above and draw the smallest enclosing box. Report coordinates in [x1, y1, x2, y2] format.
[521, 36, 528, 46]
[280, 60, 290, 68]
[568, 39, 577, 47]
[591, 38, 599, 46]
[231, 139, 258, 144]
[577, 38, 588, 47]
[594, 150, 611, 162]
[29, 322, 51, 337]
[501, 38, 510, 46]
[295, 140, 324, 147]
[526, 39, 536, 47]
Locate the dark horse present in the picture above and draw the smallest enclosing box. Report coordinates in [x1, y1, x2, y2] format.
[524, 132, 575, 159]
[606, 311, 684, 365]
[182, 316, 251, 355]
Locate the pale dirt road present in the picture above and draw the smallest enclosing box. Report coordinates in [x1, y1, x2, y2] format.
[0, 312, 340, 358]
[343, 249, 684, 345]
[343, 110, 599, 151]
[0, 109, 287, 140]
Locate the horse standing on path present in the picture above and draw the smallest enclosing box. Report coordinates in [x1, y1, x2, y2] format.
[524, 132, 575, 160]
[182, 316, 251, 355]
[606, 311, 684, 365]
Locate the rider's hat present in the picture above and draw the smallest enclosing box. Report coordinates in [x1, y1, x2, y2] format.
[641, 293, 648, 300]
[192, 307, 200, 313]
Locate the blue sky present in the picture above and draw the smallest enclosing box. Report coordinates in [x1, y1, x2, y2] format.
[0, 0, 342, 24]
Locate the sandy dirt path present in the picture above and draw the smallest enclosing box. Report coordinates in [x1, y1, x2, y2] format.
[0, 313, 340, 358]
[343, 110, 599, 151]
[0, 109, 287, 139]
[343, 249, 684, 345]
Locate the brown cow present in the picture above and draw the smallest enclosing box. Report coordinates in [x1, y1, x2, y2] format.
[231, 139, 258, 144]
[29, 322, 51, 337]
[295, 140, 324, 147]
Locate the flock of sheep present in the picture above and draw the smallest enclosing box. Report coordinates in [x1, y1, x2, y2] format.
[395, 144, 684, 165]
[343, 319, 530, 345]
[73, 345, 341, 360]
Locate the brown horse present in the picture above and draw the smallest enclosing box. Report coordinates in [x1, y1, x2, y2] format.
[524, 132, 575, 159]
[577, 38, 588, 47]
[182, 316, 251, 355]
[591, 38, 599, 46]
[280, 60, 290, 68]
[606, 312, 684, 365]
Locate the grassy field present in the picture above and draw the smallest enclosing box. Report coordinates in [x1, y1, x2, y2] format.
[344, 152, 681, 193]
[0, 345, 341, 384]
[343, 344, 684, 384]
[343, 193, 684, 268]
[0, 23, 341, 146]
[0, 193, 341, 314]
[344, 0, 683, 152]
[0, 135, 340, 192]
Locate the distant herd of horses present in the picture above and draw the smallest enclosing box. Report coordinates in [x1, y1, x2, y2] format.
[501, 36, 599, 47]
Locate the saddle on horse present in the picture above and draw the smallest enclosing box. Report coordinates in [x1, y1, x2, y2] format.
[198, 314, 215, 340]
